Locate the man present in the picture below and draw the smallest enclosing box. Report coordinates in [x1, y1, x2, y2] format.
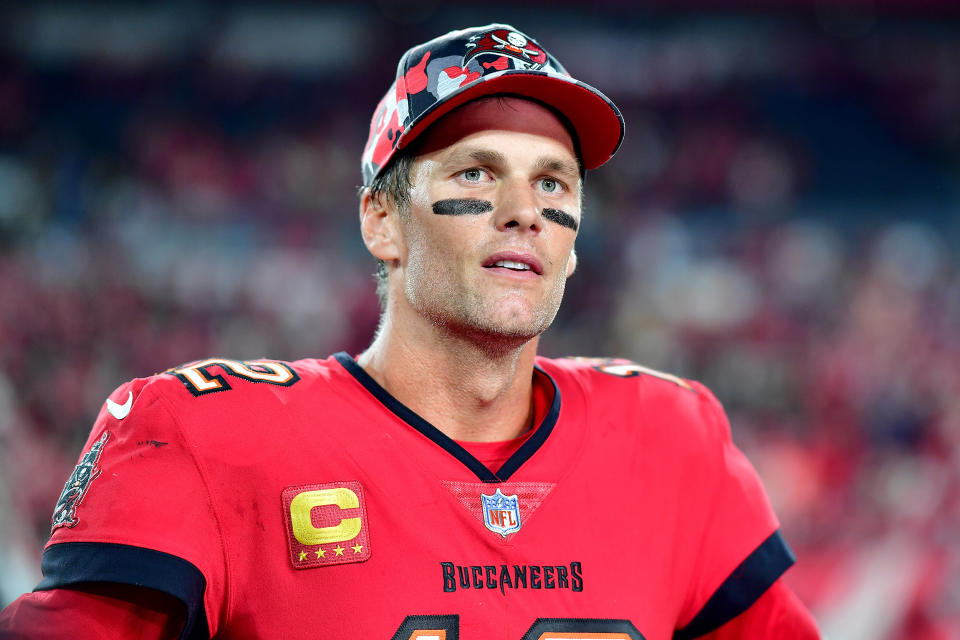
[0, 24, 818, 639]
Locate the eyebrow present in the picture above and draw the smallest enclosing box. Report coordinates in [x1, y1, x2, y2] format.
[443, 148, 580, 180]
[535, 156, 581, 180]
[444, 148, 508, 168]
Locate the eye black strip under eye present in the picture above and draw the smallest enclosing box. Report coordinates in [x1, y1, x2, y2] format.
[431, 199, 578, 231]
[543, 208, 578, 231]
[432, 199, 493, 215]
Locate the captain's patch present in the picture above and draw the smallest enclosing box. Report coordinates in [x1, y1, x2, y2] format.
[51, 431, 110, 532]
[282, 481, 372, 569]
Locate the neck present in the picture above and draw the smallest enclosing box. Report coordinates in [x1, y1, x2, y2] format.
[356, 312, 539, 443]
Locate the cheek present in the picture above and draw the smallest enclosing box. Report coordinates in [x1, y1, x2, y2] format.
[556, 235, 577, 269]
[404, 221, 463, 275]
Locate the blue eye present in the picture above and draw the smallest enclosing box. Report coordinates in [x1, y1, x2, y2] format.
[539, 177, 561, 193]
[463, 168, 483, 182]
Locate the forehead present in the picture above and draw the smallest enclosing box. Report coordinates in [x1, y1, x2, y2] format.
[412, 96, 577, 163]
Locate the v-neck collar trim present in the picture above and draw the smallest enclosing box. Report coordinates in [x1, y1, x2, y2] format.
[333, 351, 561, 483]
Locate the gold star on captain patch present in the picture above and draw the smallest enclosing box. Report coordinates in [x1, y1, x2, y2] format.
[298, 551, 307, 562]
[333, 545, 345, 556]
[352, 543, 363, 553]
[315, 548, 325, 559]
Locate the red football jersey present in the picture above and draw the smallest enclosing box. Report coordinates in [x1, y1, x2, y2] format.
[33, 353, 793, 639]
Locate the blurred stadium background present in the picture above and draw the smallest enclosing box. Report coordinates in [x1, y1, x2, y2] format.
[0, 2, 958, 637]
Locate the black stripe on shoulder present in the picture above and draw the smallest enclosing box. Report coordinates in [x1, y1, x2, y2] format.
[673, 529, 796, 640]
[36, 542, 209, 640]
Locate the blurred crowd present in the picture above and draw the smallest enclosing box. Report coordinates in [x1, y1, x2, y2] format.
[1, 5, 959, 638]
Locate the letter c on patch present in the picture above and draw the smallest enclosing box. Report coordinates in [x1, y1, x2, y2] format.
[289, 487, 362, 545]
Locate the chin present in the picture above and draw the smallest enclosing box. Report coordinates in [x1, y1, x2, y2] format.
[470, 305, 558, 341]
[410, 283, 563, 343]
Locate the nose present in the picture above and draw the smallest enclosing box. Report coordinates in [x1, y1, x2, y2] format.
[492, 178, 542, 233]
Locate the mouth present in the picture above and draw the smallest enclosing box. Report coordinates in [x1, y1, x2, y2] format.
[482, 252, 544, 276]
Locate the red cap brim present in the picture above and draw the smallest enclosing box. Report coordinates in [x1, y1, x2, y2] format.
[395, 71, 624, 172]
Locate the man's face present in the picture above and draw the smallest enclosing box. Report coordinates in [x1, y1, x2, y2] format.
[394, 97, 581, 343]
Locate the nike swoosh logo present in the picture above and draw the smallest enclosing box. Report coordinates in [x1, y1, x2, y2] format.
[106, 391, 133, 420]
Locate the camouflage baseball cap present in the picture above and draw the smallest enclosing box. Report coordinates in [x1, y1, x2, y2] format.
[361, 23, 624, 186]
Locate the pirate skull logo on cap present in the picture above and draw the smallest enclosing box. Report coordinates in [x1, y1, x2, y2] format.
[361, 23, 625, 186]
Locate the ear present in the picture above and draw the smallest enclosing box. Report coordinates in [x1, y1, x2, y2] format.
[565, 248, 577, 277]
[359, 188, 402, 263]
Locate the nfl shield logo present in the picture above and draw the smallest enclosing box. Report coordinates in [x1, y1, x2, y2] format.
[481, 489, 521, 537]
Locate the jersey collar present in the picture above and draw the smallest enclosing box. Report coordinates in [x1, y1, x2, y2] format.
[332, 352, 561, 483]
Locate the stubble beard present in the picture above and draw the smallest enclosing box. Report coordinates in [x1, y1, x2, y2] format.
[405, 265, 568, 355]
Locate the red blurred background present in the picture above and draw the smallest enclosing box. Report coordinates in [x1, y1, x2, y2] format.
[0, 3, 958, 637]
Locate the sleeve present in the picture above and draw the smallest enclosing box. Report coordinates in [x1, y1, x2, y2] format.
[34, 377, 225, 640]
[0, 585, 183, 640]
[673, 383, 798, 638]
[694, 579, 820, 639]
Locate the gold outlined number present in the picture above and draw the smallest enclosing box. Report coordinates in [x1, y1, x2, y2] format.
[391, 615, 459, 640]
[573, 357, 692, 391]
[391, 616, 644, 640]
[169, 358, 300, 396]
